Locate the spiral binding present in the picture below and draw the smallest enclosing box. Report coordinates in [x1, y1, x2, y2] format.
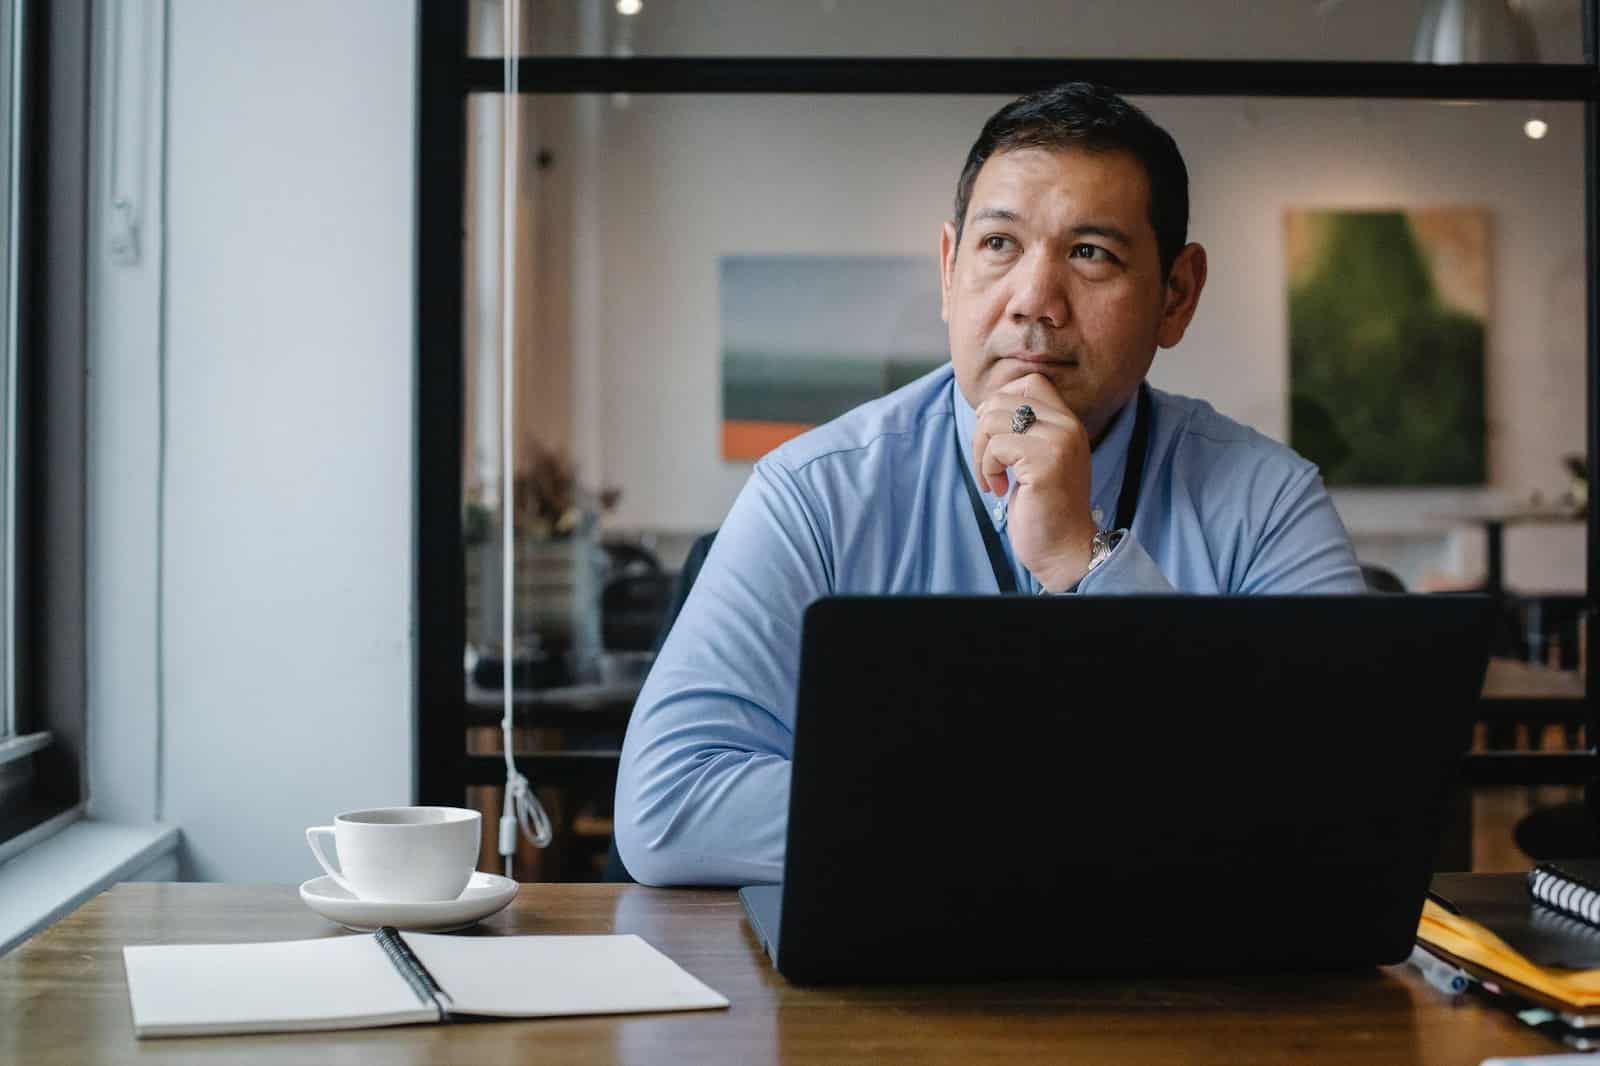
[1529, 864, 1600, 927]
[1528, 900, 1600, 952]
[373, 926, 451, 1016]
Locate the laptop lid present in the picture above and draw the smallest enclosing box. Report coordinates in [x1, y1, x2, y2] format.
[739, 885, 783, 965]
[773, 594, 1494, 984]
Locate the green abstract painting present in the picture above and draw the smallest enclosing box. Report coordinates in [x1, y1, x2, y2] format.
[1287, 208, 1487, 486]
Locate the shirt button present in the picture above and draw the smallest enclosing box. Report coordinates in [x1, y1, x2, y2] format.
[1092, 507, 1104, 525]
[992, 502, 1006, 524]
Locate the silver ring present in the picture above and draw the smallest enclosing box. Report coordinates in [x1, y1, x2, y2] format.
[1011, 404, 1036, 434]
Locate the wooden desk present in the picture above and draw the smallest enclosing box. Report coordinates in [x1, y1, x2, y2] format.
[0, 881, 1558, 1065]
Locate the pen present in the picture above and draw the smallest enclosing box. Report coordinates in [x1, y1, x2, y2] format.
[1409, 943, 1470, 996]
[1427, 889, 1463, 915]
[1465, 976, 1600, 1049]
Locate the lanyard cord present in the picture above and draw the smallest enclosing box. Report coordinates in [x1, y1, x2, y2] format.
[499, 0, 552, 878]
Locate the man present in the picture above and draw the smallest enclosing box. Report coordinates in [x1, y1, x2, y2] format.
[615, 83, 1365, 887]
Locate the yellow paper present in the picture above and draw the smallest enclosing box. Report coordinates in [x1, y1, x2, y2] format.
[1417, 899, 1600, 1008]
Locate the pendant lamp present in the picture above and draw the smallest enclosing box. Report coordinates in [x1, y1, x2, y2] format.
[1412, 0, 1539, 63]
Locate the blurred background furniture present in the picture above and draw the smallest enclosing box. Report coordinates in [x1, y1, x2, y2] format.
[1436, 505, 1595, 862]
[465, 533, 719, 881]
[1359, 562, 1407, 594]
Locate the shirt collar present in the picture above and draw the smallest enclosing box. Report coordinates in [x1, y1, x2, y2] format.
[951, 376, 1140, 530]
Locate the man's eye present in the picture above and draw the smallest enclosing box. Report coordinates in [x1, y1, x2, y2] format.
[1070, 243, 1113, 262]
[982, 235, 1013, 253]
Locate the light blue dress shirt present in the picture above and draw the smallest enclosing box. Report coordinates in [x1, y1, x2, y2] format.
[615, 365, 1364, 886]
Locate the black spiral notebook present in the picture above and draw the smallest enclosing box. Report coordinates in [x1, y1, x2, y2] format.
[122, 925, 727, 1038]
[1530, 861, 1600, 929]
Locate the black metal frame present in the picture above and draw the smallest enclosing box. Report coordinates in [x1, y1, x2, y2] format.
[466, 56, 1597, 99]
[24, 0, 89, 813]
[416, 0, 1600, 806]
[415, 3, 468, 807]
[12, 0, 37, 742]
[3, 0, 87, 846]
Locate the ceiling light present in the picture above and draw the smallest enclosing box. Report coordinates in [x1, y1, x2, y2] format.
[1413, 0, 1538, 64]
[617, 0, 642, 15]
[1524, 118, 1549, 139]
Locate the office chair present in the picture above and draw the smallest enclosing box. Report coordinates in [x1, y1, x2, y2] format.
[604, 531, 719, 883]
[601, 573, 674, 653]
[602, 540, 663, 578]
[1360, 562, 1406, 594]
[648, 531, 719, 655]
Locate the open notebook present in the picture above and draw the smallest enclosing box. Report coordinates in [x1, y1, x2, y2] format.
[122, 927, 729, 1038]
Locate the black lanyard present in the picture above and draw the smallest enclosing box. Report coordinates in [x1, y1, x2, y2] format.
[956, 384, 1152, 594]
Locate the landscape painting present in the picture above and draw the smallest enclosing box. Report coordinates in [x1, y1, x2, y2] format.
[1286, 208, 1488, 486]
[720, 255, 947, 460]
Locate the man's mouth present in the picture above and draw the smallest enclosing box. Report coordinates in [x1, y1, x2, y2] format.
[999, 352, 1077, 367]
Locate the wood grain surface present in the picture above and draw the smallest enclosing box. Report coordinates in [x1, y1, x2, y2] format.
[0, 881, 1558, 1065]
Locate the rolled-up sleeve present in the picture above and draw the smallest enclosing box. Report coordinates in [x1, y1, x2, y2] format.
[614, 460, 830, 886]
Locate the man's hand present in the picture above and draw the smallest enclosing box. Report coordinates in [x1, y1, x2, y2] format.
[971, 373, 1099, 592]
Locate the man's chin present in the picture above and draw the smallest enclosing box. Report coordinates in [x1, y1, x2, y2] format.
[984, 361, 1082, 401]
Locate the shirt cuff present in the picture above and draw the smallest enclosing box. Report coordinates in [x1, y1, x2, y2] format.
[1052, 531, 1174, 595]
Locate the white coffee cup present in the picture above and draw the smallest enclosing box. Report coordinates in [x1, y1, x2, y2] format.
[305, 806, 481, 903]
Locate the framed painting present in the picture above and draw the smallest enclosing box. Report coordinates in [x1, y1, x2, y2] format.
[720, 255, 946, 460]
[1287, 208, 1488, 486]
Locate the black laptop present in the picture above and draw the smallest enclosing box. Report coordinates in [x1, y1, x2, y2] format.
[740, 594, 1494, 984]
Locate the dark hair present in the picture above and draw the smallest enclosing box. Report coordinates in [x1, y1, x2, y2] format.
[952, 82, 1189, 280]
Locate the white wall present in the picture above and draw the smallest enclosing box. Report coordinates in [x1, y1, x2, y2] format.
[579, 98, 1584, 507]
[87, 0, 166, 824]
[155, 0, 416, 881]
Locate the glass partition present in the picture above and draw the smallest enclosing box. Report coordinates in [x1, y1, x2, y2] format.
[454, 85, 1590, 877]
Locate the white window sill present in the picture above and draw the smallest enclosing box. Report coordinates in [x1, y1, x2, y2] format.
[0, 819, 180, 955]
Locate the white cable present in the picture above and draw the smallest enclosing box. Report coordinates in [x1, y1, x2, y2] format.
[499, 0, 551, 880]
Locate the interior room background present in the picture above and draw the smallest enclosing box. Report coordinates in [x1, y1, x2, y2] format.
[452, 0, 1588, 880]
[469, 1, 1587, 597]
[69, 0, 1590, 892]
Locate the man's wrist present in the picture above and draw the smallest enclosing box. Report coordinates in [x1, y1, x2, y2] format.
[1035, 526, 1101, 593]
[1038, 528, 1124, 593]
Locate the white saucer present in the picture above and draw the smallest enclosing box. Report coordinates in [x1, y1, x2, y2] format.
[299, 872, 518, 933]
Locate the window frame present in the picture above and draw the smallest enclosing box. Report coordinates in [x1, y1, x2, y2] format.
[0, 0, 16, 745]
[0, 0, 90, 859]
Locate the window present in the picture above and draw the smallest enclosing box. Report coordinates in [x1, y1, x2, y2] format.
[0, 0, 89, 860]
[0, 0, 41, 852]
[0, 0, 16, 745]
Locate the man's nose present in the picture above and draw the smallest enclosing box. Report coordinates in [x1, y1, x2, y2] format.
[1006, 249, 1071, 329]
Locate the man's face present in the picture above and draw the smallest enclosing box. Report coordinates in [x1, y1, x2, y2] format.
[940, 145, 1191, 441]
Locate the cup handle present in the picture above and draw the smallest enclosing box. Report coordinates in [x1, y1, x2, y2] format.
[305, 826, 358, 896]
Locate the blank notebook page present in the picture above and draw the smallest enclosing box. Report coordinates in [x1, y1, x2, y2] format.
[401, 932, 729, 1017]
[123, 935, 438, 1036]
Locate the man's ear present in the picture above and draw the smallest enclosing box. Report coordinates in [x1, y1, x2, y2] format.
[1156, 242, 1207, 350]
[939, 221, 958, 324]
